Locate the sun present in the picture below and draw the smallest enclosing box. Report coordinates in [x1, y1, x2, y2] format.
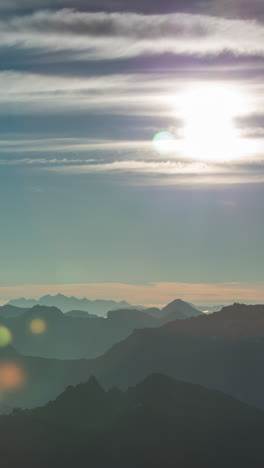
[177, 84, 248, 161]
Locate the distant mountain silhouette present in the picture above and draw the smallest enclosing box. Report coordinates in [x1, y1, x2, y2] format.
[142, 306, 161, 317]
[64, 310, 100, 319]
[7, 294, 141, 316]
[162, 298, 201, 318]
[0, 300, 201, 359]
[191, 303, 231, 313]
[0, 304, 27, 318]
[3, 303, 264, 413]
[144, 299, 201, 319]
[1, 373, 264, 467]
[164, 303, 264, 338]
[89, 303, 264, 409]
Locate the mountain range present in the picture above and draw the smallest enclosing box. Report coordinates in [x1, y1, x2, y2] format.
[1, 373, 264, 467]
[6, 293, 228, 316]
[7, 294, 142, 316]
[2, 303, 264, 413]
[0, 299, 201, 359]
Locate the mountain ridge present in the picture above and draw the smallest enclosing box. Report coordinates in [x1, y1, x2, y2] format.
[2, 303, 264, 412]
[1, 373, 264, 467]
[7, 294, 143, 317]
[0, 299, 201, 359]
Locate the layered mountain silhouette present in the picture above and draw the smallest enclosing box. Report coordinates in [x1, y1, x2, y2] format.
[1, 373, 264, 467]
[1, 303, 264, 414]
[89, 303, 264, 409]
[7, 294, 141, 316]
[0, 299, 201, 359]
[193, 303, 229, 313]
[0, 304, 27, 318]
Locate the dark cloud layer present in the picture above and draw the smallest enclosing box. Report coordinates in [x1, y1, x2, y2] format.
[0, 0, 264, 22]
[0, 0, 208, 15]
[1, 10, 264, 63]
[3, 9, 210, 40]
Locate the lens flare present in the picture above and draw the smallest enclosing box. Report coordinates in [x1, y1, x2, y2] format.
[153, 131, 176, 154]
[0, 363, 26, 391]
[29, 318, 47, 335]
[0, 326, 12, 347]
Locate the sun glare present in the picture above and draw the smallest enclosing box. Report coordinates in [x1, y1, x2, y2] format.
[177, 84, 248, 161]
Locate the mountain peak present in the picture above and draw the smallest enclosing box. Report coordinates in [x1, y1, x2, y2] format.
[86, 375, 104, 392]
[162, 299, 202, 319]
[57, 375, 105, 404]
[167, 298, 185, 304]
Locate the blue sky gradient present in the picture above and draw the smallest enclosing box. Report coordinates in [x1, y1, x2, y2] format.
[0, 0, 264, 304]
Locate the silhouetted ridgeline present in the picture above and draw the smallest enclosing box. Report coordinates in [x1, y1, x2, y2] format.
[0, 299, 201, 359]
[1, 374, 264, 467]
[7, 294, 142, 316]
[1, 303, 264, 413]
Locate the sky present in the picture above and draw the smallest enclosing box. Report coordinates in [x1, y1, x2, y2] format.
[0, 0, 264, 306]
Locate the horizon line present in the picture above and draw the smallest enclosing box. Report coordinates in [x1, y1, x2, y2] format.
[1, 281, 264, 307]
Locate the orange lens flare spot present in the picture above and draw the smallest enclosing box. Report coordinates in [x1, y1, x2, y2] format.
[29, 319, 47, 335]
[0, 363, 26, 391]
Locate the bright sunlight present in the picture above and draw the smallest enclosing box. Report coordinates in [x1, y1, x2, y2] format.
[178, 84, 248, 161]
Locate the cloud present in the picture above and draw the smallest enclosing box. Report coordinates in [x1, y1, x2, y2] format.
[1, 0, 264, 23]
[0, 137, 151, 153]
[1, 10, 264, 60]
[41, 157, 264, 186]
[0, 135, 263, 186]
[0, 70, 188, 116]
[0, 0, 179, 13]
[0, 69, 263, 122]
[49, 159, 212, 175]
[1, 281, 264, 306]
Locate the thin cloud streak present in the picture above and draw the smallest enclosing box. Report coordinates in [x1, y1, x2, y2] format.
[49, 159, 220, 175]
[1, 150, 263, 186]
[45, 157, 264, 185]
[2, 10, 264, 59]
[0, 138, 152, 153]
